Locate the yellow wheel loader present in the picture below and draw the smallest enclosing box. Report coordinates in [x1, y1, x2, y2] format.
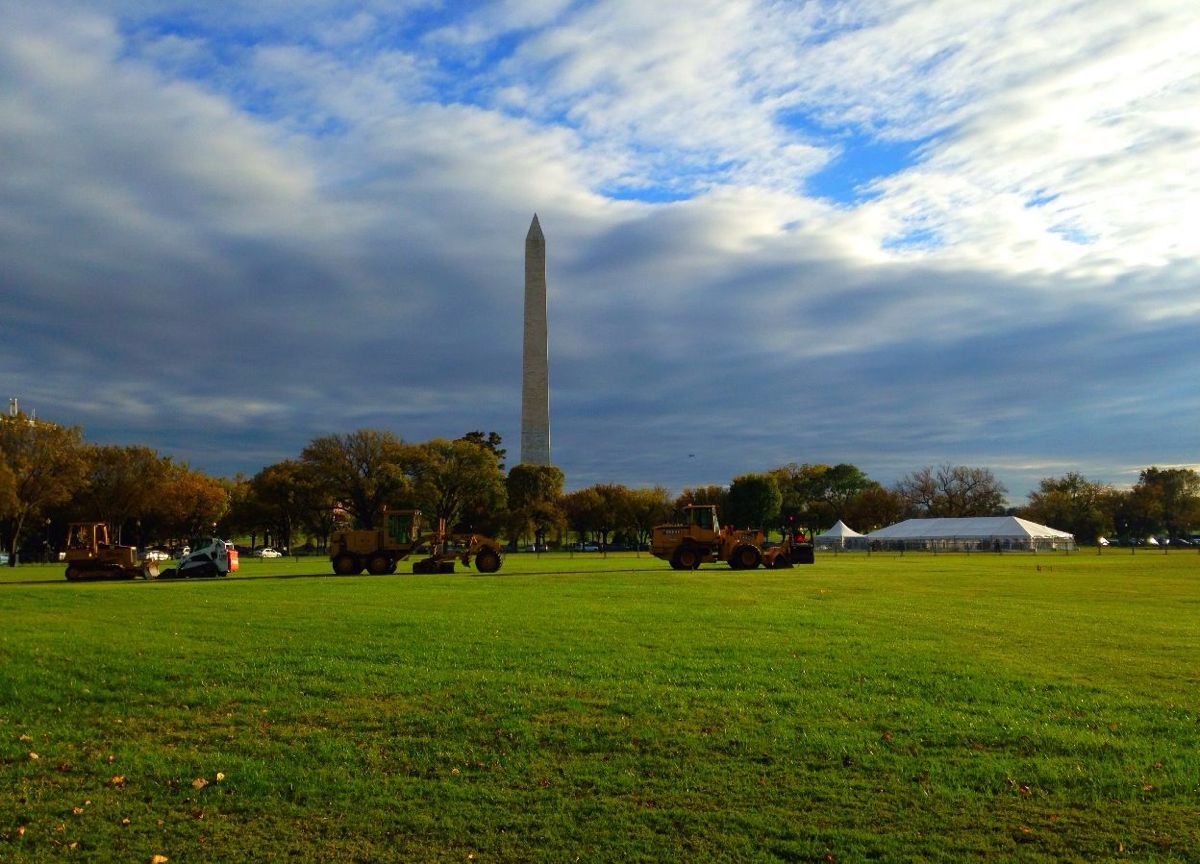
[62, 522, 159, 581]
[330, 507, 503, 576]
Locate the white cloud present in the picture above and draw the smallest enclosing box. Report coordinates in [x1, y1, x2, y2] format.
[1, 0, 1197, 498]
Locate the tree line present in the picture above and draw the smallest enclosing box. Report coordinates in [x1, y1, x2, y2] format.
[2, 410, 1197, 564]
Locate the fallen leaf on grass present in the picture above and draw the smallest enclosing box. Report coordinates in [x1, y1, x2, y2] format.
[19, 734, 32, 742]
[150, 856, 169, 864]
[215, 772, 224, 782]
[16, 826, 26, 839]
[1018, 784, 1031, 797]
[110, 775, 126, 787]
[72, 806, 84, 816]
[121, 817, 131, 826]
[191, 777, 208, 790]
[57, 761, 71, 772]
[27, 751, 39, 760]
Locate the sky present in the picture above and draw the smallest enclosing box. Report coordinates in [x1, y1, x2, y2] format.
[2, 0, 1198, 501]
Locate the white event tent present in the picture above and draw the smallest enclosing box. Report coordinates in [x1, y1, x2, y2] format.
[814, 520, 867, 551]
[865, 517, 1075, 552]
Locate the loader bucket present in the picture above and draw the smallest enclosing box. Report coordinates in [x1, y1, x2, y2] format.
[140, 561, 160, 579]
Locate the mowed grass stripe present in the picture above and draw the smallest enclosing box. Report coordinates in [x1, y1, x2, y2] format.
[2, 552, 1198, 861]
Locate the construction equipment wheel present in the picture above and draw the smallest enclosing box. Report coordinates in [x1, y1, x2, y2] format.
[366, 553, 393, 575]
[731, 545, 761, 570]
[64, 565, 83, 581]
[474, 548, 502, 574]
[333, 553, 361, 575]
[773, 555, 794, 569]
[412, 558, 439, 574]
[675, 546, 701, 570]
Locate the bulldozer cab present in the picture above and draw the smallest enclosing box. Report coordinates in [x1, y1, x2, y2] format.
[66, 522, 107, 553]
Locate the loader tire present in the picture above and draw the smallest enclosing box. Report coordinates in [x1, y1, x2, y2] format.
[366, 553, 392, 575]
[773, 555, 794, 569]
[474, 548, 502, 574]
[333, 552, 361, 575]
[65, 565, 82, 582]
[731, 545, 761, 570]
[675, 546, 701, 570]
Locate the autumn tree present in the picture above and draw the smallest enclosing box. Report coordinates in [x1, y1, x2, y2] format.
[726, 473, 782, 529]
[299, 429, 414, 528]
[154, 465, 229, 538]
[1022, 472, 1112, 543]
[770, 463, 875, 531]
[895, 464, 1008, 517]
[0, 413, 88, 565]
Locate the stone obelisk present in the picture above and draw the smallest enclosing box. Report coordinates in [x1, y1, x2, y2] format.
[520, 214, 551, 466]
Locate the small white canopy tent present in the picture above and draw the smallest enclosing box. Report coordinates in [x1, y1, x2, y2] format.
[815, 520, 867, 550]
[866, 517, 1075, 551]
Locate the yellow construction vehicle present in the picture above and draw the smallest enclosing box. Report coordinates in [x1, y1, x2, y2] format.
[329, 507, 503, 575]
[62, 522, 160, 581]
[651, 504, 814, 570]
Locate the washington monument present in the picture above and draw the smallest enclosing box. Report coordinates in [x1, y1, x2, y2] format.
[520, 214, 551, 466]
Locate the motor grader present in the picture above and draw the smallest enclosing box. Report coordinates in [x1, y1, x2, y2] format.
[62, 522, 159, 581]
[651, 504, 814, 570]
[330, 507, 503, 575]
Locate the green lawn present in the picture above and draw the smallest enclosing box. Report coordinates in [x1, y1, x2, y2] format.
[2, 550, 1198, 862]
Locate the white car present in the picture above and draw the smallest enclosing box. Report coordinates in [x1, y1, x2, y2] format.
[255, 547, 283, 558]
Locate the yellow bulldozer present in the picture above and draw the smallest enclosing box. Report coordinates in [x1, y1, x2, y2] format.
[330, 507, 503, 575]
[651, 504, 815, 570]
[62, 522, 160, 581]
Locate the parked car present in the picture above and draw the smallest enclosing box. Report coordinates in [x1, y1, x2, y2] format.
[0, 552, 8, 565]
[255, 547, 283, 558]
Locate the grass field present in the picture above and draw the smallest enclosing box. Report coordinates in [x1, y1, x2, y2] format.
[2, 549, 1198, 862]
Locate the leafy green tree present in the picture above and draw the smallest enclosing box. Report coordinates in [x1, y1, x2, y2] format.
[506, 464, 565, 547]
[726, 473, 782, 529]
[0, 413, 88, 565]
[1136, 467, 1200, 537]
[562, 487, 603, 546]
[895, 465, 1008, 517]
[243, 460, 314, 553]
[841, 484, 906, 533]
[300, 430, 413, 528]
[1022, 473, 1112, 543]
[674, 485, 729, 515]
[771, 462, 876, 531]
[72, 444, 172, 544]
[457, 431, 507, 472]
[411, 438, 506, 529]
[622, 486, 673, 550]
